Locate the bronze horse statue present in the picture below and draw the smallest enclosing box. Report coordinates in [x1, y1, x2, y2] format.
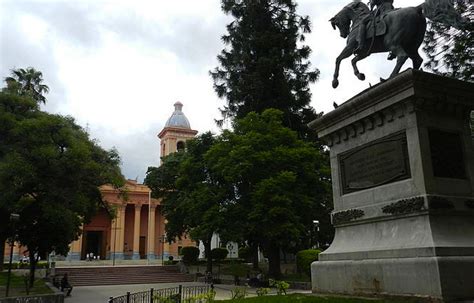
[329, 0, 466, 88]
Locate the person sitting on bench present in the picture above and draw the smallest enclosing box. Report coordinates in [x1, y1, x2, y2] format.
[60, 273, 73, 296]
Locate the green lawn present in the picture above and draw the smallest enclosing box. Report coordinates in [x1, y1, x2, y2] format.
[282, 273, 311, 282]
[218, 294, 421, 303]
[0, 271, 53, 298]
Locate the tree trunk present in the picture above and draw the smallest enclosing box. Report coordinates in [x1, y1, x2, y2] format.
[0, 209, 10, 272]
[251, 243, 259, 270]
[29, 253, 38, 287]
[0, 236, 6, 271]
[204, 239, 213, 273]
[267, 242, 281, 279]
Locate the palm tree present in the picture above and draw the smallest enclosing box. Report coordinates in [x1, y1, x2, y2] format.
[4, 67, 49, 104]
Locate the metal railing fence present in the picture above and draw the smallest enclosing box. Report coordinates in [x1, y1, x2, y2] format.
[108, 285, 212, 303]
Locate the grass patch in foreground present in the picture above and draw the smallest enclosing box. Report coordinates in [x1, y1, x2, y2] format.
[0, 271, 53, 298]
[218, 294, 418, 303]
[282, 273, 311, 282]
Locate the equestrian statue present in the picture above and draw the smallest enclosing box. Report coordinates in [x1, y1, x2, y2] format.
[329, 0, 467, 88]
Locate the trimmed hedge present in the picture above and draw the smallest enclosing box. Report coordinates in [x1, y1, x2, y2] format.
[180, 246, 200, 264]
[2, 261, 48, 270]
[296, 249, 321, 276]
[211, 247, 228, 261]
[238, 246, 252, 262]
[227, 262, 249, 277]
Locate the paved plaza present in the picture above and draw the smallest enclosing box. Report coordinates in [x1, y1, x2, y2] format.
[65, 282, 311, 303]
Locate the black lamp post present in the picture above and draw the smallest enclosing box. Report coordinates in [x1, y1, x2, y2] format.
[159, 235, 166, 264]
[5, 213, 20, 298]
[312, 220, 320, 249]
[112, 217, 117, 267]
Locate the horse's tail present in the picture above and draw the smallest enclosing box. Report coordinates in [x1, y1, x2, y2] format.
[419, 0, 467, 29]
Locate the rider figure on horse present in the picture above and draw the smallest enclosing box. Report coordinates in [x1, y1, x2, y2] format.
[354, 0, 394, 56]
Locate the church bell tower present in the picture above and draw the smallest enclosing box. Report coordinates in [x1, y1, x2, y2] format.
[158, 101, 198, 158]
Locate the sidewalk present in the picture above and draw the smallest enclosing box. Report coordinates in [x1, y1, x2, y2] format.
[66, 282, 311, 303]
[55, 259, 165, 268]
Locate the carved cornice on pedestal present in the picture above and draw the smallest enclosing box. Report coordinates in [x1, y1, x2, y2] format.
[380, 195, 465, 216]
[332, 209, 365, 225]
[324, 101, 411, 147]
[309, 69, 474, 146]
[382, 196, 425, 215]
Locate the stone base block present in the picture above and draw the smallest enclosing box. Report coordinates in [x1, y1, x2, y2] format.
[132, 252, 140, 260]
[12, 253, 20, 262]
[147, 253, 156, 260]
[312, 256, 474, 301]
[66, 252, 81, 261]
[109, 252, 124, 260]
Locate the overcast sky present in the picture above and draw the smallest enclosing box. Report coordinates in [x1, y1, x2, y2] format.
[0, 0, 424, 181]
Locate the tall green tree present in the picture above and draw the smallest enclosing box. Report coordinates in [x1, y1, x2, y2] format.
[423, 1, 473, 81]
[0, 76, 123, 284]
[206, 109, 331, 278]
[145, 152, 188, 241]
[4, 67, 50, 104]
[210, 0, 320, 140]
[0, 92, 39, 271]
[145, 133, 230, 272]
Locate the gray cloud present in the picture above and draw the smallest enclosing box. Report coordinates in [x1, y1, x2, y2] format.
[89, 122, 164, 183]
[1, 0, 427, 181]
[4, 0, 103, 48]
[2, 0, 229, 73]
[98, 12, 229, 73]
[0, 5, 66, 113]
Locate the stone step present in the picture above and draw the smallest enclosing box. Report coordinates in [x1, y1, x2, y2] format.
[55, 265, 194, 286]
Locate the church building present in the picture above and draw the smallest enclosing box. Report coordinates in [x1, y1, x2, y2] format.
[4, 102, 198, 262]
[69, 101, 198, 261]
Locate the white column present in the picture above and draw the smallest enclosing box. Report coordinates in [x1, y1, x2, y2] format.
[132, 204, 142, 260]
[147, 203, 156, 260]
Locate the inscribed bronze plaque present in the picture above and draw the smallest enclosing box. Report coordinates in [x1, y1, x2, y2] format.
[340, 132, 410, 194]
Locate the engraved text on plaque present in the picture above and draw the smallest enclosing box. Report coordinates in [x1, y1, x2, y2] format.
[340, 132, 410, 194]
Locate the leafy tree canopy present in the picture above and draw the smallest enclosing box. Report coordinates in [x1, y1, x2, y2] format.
[206, 109, 332, 278]
[3, 67, 50, 104]
[145, 132, 230, 272]
[0, 73, 123, 283]
[423, 0, 473, 81]
[211, 0, 320, 140]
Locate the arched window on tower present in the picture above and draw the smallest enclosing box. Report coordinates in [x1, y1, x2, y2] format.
[177, 141, 185, 152]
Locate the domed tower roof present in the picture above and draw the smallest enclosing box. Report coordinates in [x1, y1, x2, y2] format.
[165, 101, 191, 129]
[158, 101, 198, 158]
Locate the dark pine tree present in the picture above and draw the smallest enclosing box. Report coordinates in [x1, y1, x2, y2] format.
[210, 0, 321, 140]
[423, 0, 473, 82]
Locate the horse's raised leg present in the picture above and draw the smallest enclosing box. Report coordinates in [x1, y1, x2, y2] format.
[351, 54, 368, 81]
[333, 46, 354, 88]
[390, 55, 408, 78]
[409, 50, 423, 70]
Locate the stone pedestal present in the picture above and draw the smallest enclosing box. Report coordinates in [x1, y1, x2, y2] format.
[310, 69, 474, 301]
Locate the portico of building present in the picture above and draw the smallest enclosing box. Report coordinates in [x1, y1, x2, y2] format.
[67, 180, 195, 261]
